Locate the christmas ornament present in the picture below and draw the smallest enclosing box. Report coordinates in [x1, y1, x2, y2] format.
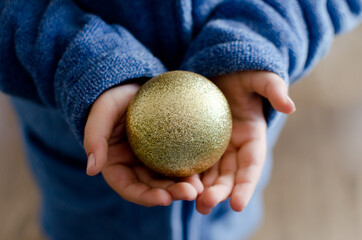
[126, 71, 232, 177]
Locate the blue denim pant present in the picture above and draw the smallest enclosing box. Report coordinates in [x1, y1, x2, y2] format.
[12, 97, 286, 240]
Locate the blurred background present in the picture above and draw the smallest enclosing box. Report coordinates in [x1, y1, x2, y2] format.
[0, 25, 361, 240]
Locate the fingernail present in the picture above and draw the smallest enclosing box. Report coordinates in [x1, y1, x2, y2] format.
[86, 153, 95, 175]
[286, 95, 296, 112]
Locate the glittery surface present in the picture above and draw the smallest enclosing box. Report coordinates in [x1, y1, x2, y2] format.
[126, 71, 232, 177]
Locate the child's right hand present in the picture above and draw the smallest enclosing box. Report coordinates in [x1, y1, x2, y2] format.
[84, 84, 204, 207]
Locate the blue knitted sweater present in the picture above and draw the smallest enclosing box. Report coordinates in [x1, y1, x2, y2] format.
[0, 0, 361, 142]
[1, 2, 362, 240]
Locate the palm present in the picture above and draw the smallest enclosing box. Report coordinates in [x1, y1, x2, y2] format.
[101, 115, 172, 206]
[102, 115, 177, 206]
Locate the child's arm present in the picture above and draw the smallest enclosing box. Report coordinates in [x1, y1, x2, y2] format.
[180, 0, 362, 126]
[84, 0, 362, 210]
[0, 1, 203, 206]
[0, 0, 167, 142]
[177, 0, 362, 213]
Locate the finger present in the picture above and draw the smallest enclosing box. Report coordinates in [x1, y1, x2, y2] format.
[196, 196, 212, 215]
[196, 151, 237, 214]
[196, 184, 232, 215]
[133, 165, 175, 189]
[242, 72, 295, 114]
[132, 165, 199, 201]
[84, 84, 139, 176]
[102, 163, 172, 206]
[167, 182, 198, 201]
[181, 174, 204, 194]
[230, 136, 266, 212]
[107, 142, 135, 165]
[201, 161, 220, 188]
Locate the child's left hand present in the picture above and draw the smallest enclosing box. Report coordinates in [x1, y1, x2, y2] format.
[195, 71, 295, 214]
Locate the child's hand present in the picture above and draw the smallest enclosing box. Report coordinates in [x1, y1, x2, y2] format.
[84, 84, 203, 207]
[196, 71, 295, 214]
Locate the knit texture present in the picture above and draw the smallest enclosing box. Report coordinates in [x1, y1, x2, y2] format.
[1, 0, 361, 142]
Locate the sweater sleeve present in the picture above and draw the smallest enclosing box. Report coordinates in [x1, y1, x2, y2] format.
[0, 0, 167, 141]
[180, 0, 362, 125]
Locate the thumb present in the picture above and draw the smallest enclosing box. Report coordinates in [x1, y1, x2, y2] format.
[242, 72, 296, 114]
[83, 84, 140, 176]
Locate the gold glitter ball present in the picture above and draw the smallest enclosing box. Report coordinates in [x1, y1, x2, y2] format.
[126, 71, 232, 177]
